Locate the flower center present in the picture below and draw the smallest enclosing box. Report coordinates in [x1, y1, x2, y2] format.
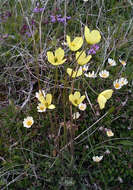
[115, 83, 120, 88]
[80, 105, 84, 110]
[45, 102, 49, 107]
[54, 57, 58, 63]
[26, 120, 32, 126]
[40, 105, 45, 110]
[102, 73, 107, 77]
[74, 99, 78, 104]
[71, 42, 75, 47]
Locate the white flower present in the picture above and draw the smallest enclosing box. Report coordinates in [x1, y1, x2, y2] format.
[62, 41, 67, 46]
[82, 65, 89, 72]
[92, 156, 103, 162]
[99, 70, 109, 78]
[37, 103, 46, 112]
[36, 90, 46, 100]
[119, 59, 126, 66]
[72, 112, 80, 119]
[78, 103, 86, 111]
[119, 77, 128, 86]
[113, 79, 122, 89]
[85, 71, 97, 78]
[106, 129, 114, 137]
[23, 116, 34, 128]
[105, 149, 110, 154]
[83, 0, 88, 2]
[108, 58, 116, 66]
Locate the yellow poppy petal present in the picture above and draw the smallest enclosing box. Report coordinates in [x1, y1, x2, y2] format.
[85, 26, 101, 45]
[67, 35, 83, 51]
[69, 94, 77, 106]
[47, 51, 55, 64]
[67, 68, 73, 76]
[48, 104, 55, 109]
[100, 89, 113, 100]
[55, 47, 65, 60]
[38, 96, 46, 104]
[78, 95, 85, 104]
[71, 37, 83, 51]
[74, 91, 81, 99]
[97, 94, 107, 109]
[76, 68, 83, 77]
[66, 35, 71, 45]
[76, 51, 92, 66]
[46, 94, 52, 105]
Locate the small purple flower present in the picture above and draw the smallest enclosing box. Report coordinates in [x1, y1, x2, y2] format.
[57, 17, 66, 23]
[66, 16, 71, 20]
[88, 49, 96, 55]
[50, 14, 71, 24]
[94, 44, 99, 50]
[33, 7, 44, 13]
[25, 32, 32, 37]
[50, 15, 56, 23]
[88, 44, 100, 55]
[31, 19, 36, 25]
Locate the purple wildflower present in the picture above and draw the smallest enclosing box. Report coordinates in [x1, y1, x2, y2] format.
[88, 44, 100, 55]
[50, 15, 56, 23]
[50, 14, 71, 24]
[93, 44, 99, 51]
[25, 32, 32, 37]
[31, 19, 36, 25]
[88, 49, 96, 55]
[33, 7, 44, 13]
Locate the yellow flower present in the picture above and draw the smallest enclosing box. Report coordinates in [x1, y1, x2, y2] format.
[76, 51, 92, 66]
[66, 35, 83, 51]
[67, 67, 83, 78]
[97, 89, 113, 110]
[69, 91, 85, 107]
[23, 116, 34, 128]
[36, 90, 46, 102]
[38, 93, 55, 110]
[85, 26, 101, 45]
[47, 47, 66, 66]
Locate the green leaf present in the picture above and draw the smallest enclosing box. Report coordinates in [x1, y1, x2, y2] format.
[119, 140, 133, 146]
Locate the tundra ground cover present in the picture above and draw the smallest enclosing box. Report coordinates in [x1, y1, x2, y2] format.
[0, 0, 133, 189]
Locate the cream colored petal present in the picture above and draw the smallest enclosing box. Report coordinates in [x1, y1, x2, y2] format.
[100, 89, 113, 100]
[76, 68, 83, 77]
[85, 26, 101, 45]
[66, 35, 71, 46]
[69, 94, 77, 106]
[74, 91, 81, 99]
[48, 104, 55, 109]
[46, 94, 52, 105]
[84, 26, 91, 43]
[78, 95, 85, 104]
[55, 47, 65, 60]
[47, 51, 55, 64]
[97, 94, 107, 109]
[72, 37, 83, 51]
[56, 58, 66, 65]
[67, 68, 72, 76]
